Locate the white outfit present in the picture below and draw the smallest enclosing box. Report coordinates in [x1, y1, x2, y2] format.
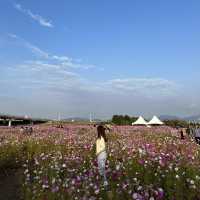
[96, 137, 106, 156]
[96, 137, 108, 185]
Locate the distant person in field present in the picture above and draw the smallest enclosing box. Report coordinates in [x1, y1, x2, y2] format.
[180, 129, 185, 140]
[96, 125, 108, 187]
[20, 126, 24, 133]
[186, 125, 191, 137]
[195, 126, 200, 144]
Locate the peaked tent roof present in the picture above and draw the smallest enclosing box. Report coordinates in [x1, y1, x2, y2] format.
[148, 116, 164, 125]
[132, 116, 147, 125]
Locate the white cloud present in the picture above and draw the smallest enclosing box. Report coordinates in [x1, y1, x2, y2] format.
[52, 56, 71, 62]
[25, 43, 49, 58]
[108, 78, 176, 90]
[6, 60, 80, 92]
[8, 33, 49, 58]
[5, 58, 178, 99]
[21, 60, 79, 77]
[189, 103, 198, 109]
[8, 33, 96, 70]
[14, 3, 53, 28]
[61, 60, 96, 70]
[2, 59, 182, 118]
[8, 33, 18, 39]
[4, 34, 184, 118]
[87, 78, 179, 98]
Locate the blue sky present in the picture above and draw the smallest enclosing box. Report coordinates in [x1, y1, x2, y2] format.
[0, 0, 200, 119]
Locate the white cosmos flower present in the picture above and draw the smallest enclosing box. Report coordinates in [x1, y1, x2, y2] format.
[175, 175, 179, 179]
[62, 163, 66, 168]
[190, 180, 194, 185]
[116, 164, 120, 171]
[149, 197, 155, 200]
[132, 193, 138, 199]
[175, 167, 179, 171]
[195, 175, 200, 180]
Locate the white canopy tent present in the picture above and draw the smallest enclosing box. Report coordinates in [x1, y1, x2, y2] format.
[132, 116, 147, 126]
[147, 116, 164, 125]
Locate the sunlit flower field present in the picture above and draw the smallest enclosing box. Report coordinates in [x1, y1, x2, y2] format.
[0, 125, 200, 200]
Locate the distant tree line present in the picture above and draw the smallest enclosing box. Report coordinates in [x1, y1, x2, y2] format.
[111, 115, 138, 125]
[163, 119, 189, 128]
[111, 115, 192, 127]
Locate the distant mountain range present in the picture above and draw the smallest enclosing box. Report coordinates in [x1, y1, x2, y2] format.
[159, 115, 200, 122]
[184, 115, 200, 122]
[159, 115, 180, 120]
[63, 117, 102, 122]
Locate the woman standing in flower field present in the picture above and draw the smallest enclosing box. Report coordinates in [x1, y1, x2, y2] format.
[96, 125, 108, 187]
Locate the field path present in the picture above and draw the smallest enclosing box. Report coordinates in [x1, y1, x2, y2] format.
[0, 169, 22, 200]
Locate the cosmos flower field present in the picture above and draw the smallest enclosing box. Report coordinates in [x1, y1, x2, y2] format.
[0, 124, 200, 200]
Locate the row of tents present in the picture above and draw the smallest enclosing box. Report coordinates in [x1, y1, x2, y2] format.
[132, 116, 164, 126]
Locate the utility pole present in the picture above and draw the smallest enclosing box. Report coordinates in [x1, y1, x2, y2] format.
[90, 113, 92, 123]
[58, 113, 61, 121]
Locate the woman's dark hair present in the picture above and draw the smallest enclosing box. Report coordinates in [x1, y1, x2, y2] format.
[97, 125, 107, 142]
